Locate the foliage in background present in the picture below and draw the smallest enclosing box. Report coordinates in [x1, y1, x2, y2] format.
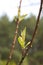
[0, 14, 43, 65]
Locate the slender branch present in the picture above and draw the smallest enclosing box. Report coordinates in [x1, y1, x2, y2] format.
[18, 0, 42, 65]
[6, 0, 22, 65]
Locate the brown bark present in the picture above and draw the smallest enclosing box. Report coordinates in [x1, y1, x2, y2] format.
[18, 0, 42, 65]
[6, 0, 22, 65]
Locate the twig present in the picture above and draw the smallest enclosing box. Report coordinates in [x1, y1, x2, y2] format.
[6, 0, 22, 65]
[18, 0, 42, 65]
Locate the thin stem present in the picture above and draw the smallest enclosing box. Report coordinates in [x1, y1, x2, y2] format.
[18, 0, 42, 65]
[6, 0, 22, 65]
[6, 19, 19, 65]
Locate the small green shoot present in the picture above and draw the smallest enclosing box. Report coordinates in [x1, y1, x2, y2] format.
[18, 27, 31, 49]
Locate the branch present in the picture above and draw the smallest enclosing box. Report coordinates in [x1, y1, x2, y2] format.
[6, 0, 22, 65]
[18, 0, 42, 65]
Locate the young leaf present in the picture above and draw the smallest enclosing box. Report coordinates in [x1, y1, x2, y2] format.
[19, 14, 27, 22]
[18, 27, 26, 49]
[25, 41, 31, 48]
[14, 14, 27, 23]
[18, 36, 25, 48]
[21, 27, 26, 41]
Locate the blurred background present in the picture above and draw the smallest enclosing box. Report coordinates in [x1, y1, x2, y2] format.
[0, 0, 43, 65]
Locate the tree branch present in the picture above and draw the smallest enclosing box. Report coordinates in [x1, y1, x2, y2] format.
[6, 0, 22, 65]
[18, 0, 42, 65]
